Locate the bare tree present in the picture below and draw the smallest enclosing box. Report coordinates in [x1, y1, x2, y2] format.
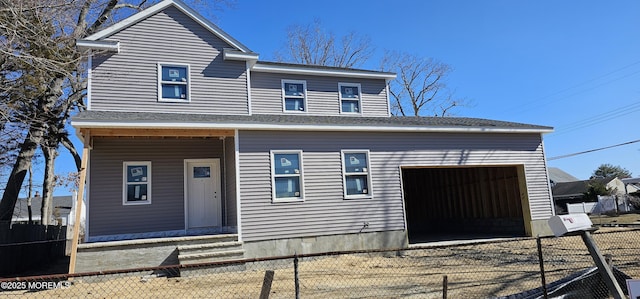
[274, 19, 374, 69]
[275, 21, 464, 117]
[381, 51, 463, 116]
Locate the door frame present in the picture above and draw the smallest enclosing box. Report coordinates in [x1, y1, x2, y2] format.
[183, 158, 222, 231]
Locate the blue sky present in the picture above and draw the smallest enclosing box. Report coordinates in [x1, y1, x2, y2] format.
[50, 0, 639, 194]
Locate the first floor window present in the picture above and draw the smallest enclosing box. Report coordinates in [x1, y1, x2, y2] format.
[342, 150, 372, 198]
[123, 161, 151, 205]
[158, 63, 190, 102]
[282, 80, 307, 112]
[271, 151, 304, 202]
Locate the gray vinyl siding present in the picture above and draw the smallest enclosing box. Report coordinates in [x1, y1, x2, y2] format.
[224, 136, 237, 227]
[88, 137, 224, 237]
[237, 131, 551, 242]
[250, 72, 389, 116]
[90, 6, 249, 114]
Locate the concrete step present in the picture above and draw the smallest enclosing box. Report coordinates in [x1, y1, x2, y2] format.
[176, 235, 245, 266]
[179, 249, 245, 261]
[177, 241, 243, 253]
[178, 249, 245, 265]
[178, 234, 238, 245]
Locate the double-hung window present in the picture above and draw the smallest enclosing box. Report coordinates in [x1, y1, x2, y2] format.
[158, 63, 190, 102]
[123, 161, 151, 205]
[282, 80, 307, 112]
[341, 150, 372, 199]
[271, 150, 304, 202]
[339, 83, 361, 114]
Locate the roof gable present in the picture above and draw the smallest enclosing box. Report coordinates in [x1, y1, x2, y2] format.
[548, 167, 579, 183]
[83, 0, 251, 53]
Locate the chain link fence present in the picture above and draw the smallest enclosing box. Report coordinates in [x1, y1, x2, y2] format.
[1, 228, 638, 298]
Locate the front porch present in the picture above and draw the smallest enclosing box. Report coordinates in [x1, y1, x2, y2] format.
[76, 127, 239, 244]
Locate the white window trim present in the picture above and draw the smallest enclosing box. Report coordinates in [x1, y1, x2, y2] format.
[338, 82, 362, 114]
[158, 62, 191, 103]
[281, 79, 307, 113]
[341, 150, 373, 199]
[123, 161, 152, 205]
[270, 150, 305, 203]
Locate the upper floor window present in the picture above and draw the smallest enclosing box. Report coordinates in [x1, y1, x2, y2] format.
[271, 150, 305, 202]
[341, 150, 372, 199]
[123, 161, 152, 205]
[282, 80, 307, 112]
[158, 63, 190, 102]
[339, 83, 361, 114]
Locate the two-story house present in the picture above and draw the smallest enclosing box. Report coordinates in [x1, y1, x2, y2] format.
[71, 0, 555, 272]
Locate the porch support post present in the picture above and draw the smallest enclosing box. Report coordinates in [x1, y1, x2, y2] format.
[69, 131, 90, 274]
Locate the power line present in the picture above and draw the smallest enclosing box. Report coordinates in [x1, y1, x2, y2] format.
[552, 100, 640, 136]
[502, 60, 640, 116]
[548, 139, 640, 161]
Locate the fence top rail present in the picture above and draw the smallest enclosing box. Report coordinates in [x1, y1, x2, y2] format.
[0, 239, 66, 248]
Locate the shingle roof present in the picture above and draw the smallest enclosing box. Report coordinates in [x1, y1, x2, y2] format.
[13, 196, 74, 221]
[551, 177, 615, 198]
[548, 167, 580, 183]
[252, 61, 397, 79]
[72, 111, 553, 133]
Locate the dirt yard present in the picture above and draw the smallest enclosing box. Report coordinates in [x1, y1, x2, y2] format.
[590, 212, 640, 226]
[3, 228, 639, 298]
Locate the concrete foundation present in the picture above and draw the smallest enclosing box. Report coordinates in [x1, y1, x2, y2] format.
[242, 230, 408, 259]
[76, 240, 177, 273]
[75, 235, 237, 273]
[74, 225, 552, 274]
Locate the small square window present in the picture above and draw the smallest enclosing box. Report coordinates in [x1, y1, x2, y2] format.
[282, 80, 307, 112]
[339, 83, 362, 114]
[193, 166, 211, 178]
[271, 151, 304, 202]
[123, 162, 151, 205]
[158, 63, 190, 102]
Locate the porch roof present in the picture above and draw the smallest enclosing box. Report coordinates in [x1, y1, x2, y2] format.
[71, 111, 553, 134]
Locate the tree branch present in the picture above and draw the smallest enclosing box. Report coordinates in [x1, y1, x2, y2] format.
[60, 135, 82, 171]
[86, 0, 119, 36]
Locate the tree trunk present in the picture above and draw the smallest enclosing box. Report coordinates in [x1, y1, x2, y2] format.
[0, 125, 44, 226]
[41, 145, 57, 226]
[28, 166, 33, 225]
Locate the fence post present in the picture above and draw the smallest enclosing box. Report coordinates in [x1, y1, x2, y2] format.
[580, 231, 625, 299]
[259, 270, 275, 299]
[442, 275, 448, 299]
[536, 236, 548, 299]
[294, 254, 300, 299]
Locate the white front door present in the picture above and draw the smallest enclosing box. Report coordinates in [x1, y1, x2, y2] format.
[186, 159, 221, 229]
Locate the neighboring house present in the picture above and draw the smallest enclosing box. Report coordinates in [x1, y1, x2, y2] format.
[71, 0, 555, 272]
[548, 167, 579, 187]
[551, 177, 632, 213]
[12, 195, 74, 226]
[621, 177, 640, 195]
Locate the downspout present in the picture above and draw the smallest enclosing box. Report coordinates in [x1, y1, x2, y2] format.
[246, 61, 252, 115]
[385, 79, 391, 117]
[234, 130, 242, 242]
[221, 136, 226, 228]
[87, 52, 92, 110]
